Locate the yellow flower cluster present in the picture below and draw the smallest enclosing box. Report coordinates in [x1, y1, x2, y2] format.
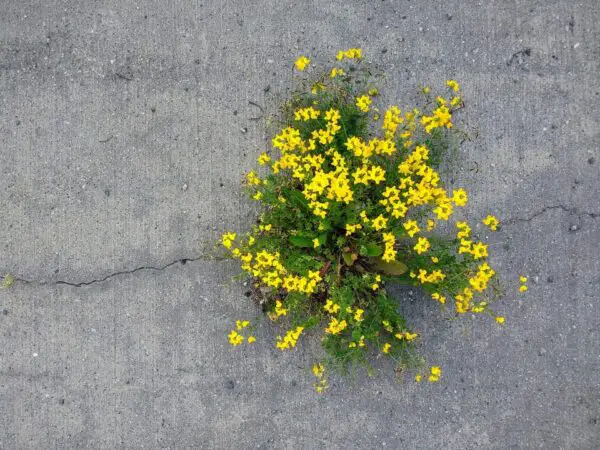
[294, 106, 320, 121]
[483, 215, 499, 231]
[356, 95, 371, 112]
[294, 55, 310, 71]
[325, 317, 348, 335]
[276, 326, 304, 350]
[228, 320, 256, 346]
[336, 48, 363, 60]
[519, 275, 528, 293]
[312, 363, 328, 393]
[469, 262, 496, 292]
[421, 98, 453, 133]
[382, 232, 396, 262]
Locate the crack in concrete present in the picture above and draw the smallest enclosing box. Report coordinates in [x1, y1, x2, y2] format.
[14, 254, 226, 288]
[504, 204, 600, 226]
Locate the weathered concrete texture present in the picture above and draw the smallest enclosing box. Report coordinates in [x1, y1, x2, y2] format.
[1, 0, 599, 448]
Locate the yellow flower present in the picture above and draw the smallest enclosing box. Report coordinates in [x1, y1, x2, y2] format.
[221, 232, 237, 249]
[330, 67, 344, 78]
[423, 85, 431, 94]
[371, 215, 388, 230]
[483, 215, 499, 231]
[452, 188, 468, 206]
[247, 336, 256, 344]
[414, 237, 431, 254]
[252, 191, 263, 201]
[336, 48, 363, 60]
[236, 320, 250, 330]
[446, 79, 460, 92]
[345, 223, 362, 236]
[471, 242, 488, 259]
[519, 285, 528, 293]
[354, 308, 364, 321]
[428, 366, 442, 382]
[313, 238, 320, 249]
[519, 275, 528, 283]
[294, 55, 310, 71]
[456, 221, 471, 239]
[431, 292, 446, 304]
[257, 152, 271, 166]
[496, 316, 505, 324]
[325, 318, 347, 335]
[415, 374, 422, 383]
[356, 95, 372, 113]
[312, 363, 325, 378]
[382, 343, 391, 354]
[403, 220, 420, 237]
[324, 299, 340, 314]
[228, 330, 244, 346]
[275, 300, 288, 317]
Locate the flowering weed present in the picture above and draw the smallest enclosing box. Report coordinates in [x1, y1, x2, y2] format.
[222, 49, 508, 388]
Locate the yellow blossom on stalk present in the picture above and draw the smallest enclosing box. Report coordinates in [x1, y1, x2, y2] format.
[450, 96, 462, 107]
[294, 55, 310, 71]
[414, 237, 431, 254]
[519, 285, 528, 293]
[330, 67, 345, 78]
[221, 232, 237, 249]
[415, 374, 423, 383]
[236, 320, 250, 330]
[382, 343, 391, 354]
[252, 191, 262, 201]
[471, 242, 488, 259]
[372, 274, 382, 291]
[427, 219, 436, 231]
[228, 330, 244, 346]
[403, 220, 420, 237]
[456, 221, 471, 239]
[313, 238, 320, 249]
[345, 223, 362, 236]
[275, 300, 288, 317]
[483, 215, 499, 231]
[446, 79, 460, 92]
[247, 336, 256, 344]
[312, 363, 325, 378]
[324, 299, 340, 314]
[257, 152, 271, 166]
[325, 318, 347, 335]
[520, 276, 527, 283]
[428, 366, 442, 382]
[276, 326, 304, 350]
[431, 293, 446, 304]
[496, 316, 505, 324]
[336, 48, 363, 60]
[356, 95, 372, 112]
[371, 215, 388, 231]
[421, 104, 452, 133]
[452, 188, 468, 206]
[247, 170, 262, 186]
[354, 308, 364, 321]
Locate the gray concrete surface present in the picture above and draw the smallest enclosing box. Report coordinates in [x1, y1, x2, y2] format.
[1, 0, 599, 448]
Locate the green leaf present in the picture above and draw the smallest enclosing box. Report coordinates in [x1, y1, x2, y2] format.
[359, 243, 383, 257]
[368, 257, 408, 275]
[289, 235, 315, 248]
[342, 251, 357, 266]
